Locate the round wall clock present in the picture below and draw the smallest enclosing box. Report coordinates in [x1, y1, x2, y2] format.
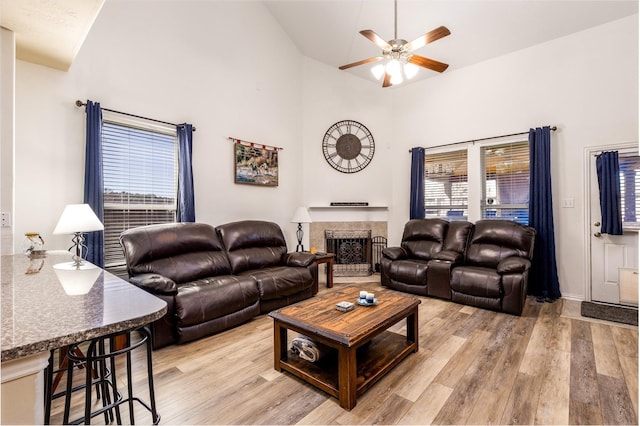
[322, 120, 375, 173]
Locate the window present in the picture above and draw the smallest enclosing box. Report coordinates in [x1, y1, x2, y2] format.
[423, 138, 530, 224]
[619, 155, 640, 228]
[481, 141, 530, 225]
[102, 117, 178, 277]
[424, 149, 468, 220]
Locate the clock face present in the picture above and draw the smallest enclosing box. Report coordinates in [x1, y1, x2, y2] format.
[322, 120, 375, 173]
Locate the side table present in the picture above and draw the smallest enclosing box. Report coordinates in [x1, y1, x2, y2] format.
[313, 253, 335, 288]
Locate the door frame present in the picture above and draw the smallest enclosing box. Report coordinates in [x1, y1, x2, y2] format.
[583, 141, 638, 302]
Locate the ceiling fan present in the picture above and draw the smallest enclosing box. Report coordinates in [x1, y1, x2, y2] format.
[339, 0, 450, 88]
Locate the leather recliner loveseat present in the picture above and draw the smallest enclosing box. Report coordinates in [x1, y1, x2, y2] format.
[120, 220, 317, 349]
[381, 219, 535, 315]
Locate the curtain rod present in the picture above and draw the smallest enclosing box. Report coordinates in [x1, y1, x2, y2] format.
[228, 137, 283, 151]
[409, 125, 557, 152]
[75, 100, 196, 132]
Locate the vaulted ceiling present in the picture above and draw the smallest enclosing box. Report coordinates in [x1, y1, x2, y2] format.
[1, 0, 637, 85]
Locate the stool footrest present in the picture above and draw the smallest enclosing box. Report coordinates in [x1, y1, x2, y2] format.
[45, 326, 159, 425]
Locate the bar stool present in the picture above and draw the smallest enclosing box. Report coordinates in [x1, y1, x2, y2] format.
[63, 327, 160, 425]
[44, 344, 114, 425]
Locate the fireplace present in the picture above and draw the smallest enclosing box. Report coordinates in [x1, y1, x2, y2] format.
[325, 230, 372, 277]
[310, 220, 387, 278]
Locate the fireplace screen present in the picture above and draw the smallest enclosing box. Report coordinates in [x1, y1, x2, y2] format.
[325, 230, 372, 277]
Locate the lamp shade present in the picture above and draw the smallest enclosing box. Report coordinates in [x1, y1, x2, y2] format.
[53, 204, 104, 234]
[291, 207, 312, 224]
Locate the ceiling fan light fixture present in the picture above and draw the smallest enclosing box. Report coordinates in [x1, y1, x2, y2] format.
[390, 71, 403, 85]
[404, 62, 419, 79]
[371, 64, 385, 80]
[337, 0, 450, 88]
[385, 59, 401, 76]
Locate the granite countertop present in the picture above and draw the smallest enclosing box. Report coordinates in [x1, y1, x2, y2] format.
[1, 251, 167, 362]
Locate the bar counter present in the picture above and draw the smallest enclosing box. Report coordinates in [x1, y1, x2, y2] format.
[1, 251, 167, 423]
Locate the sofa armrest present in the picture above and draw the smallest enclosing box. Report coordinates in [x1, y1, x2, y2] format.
[497, 257, 531, 274]
[129, 273, 178, 295]
[382, 247, 407, 261]
[283, 252, 315, 267]
[433, 250, 463, 263]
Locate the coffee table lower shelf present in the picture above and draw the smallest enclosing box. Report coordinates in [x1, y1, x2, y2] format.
[277, 330, 416, 408]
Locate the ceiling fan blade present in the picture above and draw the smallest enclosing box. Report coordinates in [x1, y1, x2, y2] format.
[408, 55, 449, 73]
[382, 73, 392, 88]
[339, 56, 384, 70]
[360, 30, 391, 50]
[404, 26, 451, 52]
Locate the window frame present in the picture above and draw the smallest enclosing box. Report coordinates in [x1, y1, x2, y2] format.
[423, 134, 531, 224]
[423, 148, 469, 221]
[480, 139, 530, 225]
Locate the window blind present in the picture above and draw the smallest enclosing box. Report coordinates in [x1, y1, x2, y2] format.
[102, 120, 178, 273]
[619, 155, 640, 226]
[424, 149, 468, 220]
[481, 141, 529, 224]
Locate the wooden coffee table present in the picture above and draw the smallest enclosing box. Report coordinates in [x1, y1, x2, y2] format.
[269, 286, 420, 410]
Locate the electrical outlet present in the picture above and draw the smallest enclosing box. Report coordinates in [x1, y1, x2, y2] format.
[1, 212, 11, 227]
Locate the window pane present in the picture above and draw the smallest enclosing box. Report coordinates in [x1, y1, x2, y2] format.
[481, 141, 529, 225]
[102, 121, 178, 273]
[424, 149, 468, 220]
[619, 155, 640, 227]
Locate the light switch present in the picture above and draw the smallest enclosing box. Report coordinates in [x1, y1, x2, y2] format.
[562, 198, 575, 208]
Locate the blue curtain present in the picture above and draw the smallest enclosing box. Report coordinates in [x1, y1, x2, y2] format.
[596, 151, 623, 235]
[409, 147, 425, 219]
[528, 126, 560, 300]
[177, 123, 195, 222]
[83, 101, 104, 267]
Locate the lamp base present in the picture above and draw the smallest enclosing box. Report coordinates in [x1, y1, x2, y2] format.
[68, 232, 88, 267]
[296, 223, 304, 252]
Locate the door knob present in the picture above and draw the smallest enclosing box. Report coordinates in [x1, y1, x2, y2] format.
[594, 221, 601, 227]
[594, 232, 602, 238]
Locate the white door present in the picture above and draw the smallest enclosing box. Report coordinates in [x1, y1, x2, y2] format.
[589, 147, 639, 306]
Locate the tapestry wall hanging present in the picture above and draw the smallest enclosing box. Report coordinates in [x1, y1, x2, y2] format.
[230, 137, 281, 187]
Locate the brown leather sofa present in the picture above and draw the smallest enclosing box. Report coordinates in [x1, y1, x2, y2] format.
[120, 220, 317, 349]
[381, 219, 535, 315]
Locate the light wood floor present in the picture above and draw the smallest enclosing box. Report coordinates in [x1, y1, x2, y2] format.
[49, 278, 638, 425]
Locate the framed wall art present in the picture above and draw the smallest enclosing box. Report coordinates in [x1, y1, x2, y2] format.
[231, 137, 280, 187]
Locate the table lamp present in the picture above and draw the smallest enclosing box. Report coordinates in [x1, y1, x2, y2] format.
[291, 207, 312, 252]
[53, 204, 104, 267]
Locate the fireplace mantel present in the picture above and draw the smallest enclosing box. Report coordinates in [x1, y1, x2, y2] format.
[309, 205, 388, 210]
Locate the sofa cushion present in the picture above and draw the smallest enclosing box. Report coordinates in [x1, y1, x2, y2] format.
[386, 259, 429, 287]
[216, 220, 288, 274]
[465, 220, 536, 268]
[400, 218, 448, 261]
[443, 221, 473, 253]
[121, 222, 232, 283]
[175, 275, 259, 327]
[239, 266, 314, 301]
[451, 266, 502, 298]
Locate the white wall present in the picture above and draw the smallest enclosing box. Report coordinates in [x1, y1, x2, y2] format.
[1, 28, 15, 254]
[8, 3, 638, 300]
[388, 15, 637, 300]
[12, 1, 305, 251]
[300, 15, 638, 300]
